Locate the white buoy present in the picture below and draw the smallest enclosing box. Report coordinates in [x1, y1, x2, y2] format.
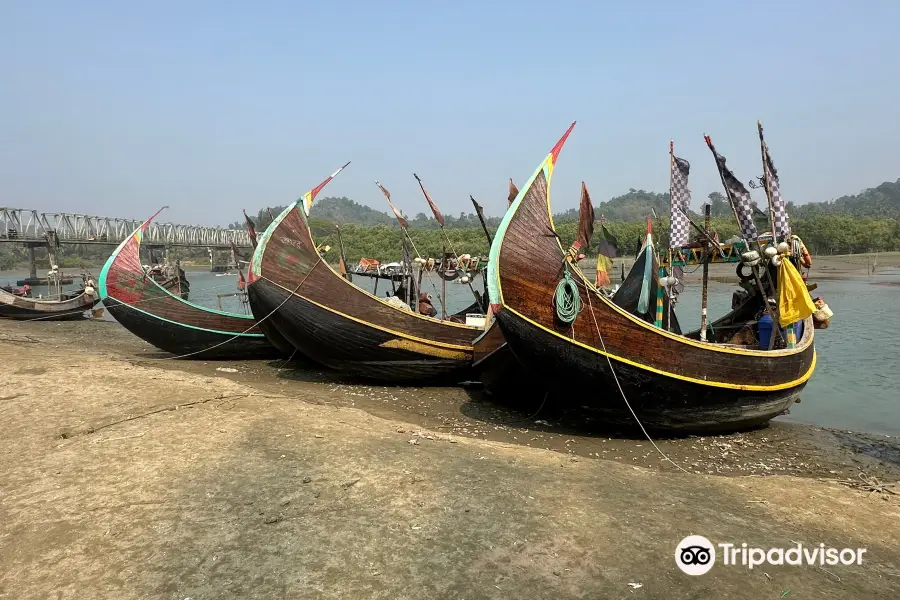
[764, 246, 778, 258]
[777, 241, 790, 254]
[460, 275, 470, 284]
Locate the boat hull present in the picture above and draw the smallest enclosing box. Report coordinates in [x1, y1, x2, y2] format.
[98, 211, 279, 360]
[249, 278, 473, 383]
[0, 289, 99, 321]
[246, 287, 297, 355]
[497, 306, 803, 434]
[472, 321, 546, 403]
[103, 297, 275, 360]
[485, 128, 815, 435]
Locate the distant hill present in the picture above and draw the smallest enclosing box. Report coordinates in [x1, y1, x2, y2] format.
[554, 189, 672, 223]
[231, 178, 900, 231]
[790, 179, 900, 219]
[311, 197, 395, 226]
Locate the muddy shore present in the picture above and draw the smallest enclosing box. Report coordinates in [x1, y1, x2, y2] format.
[2, 318, 899, 598]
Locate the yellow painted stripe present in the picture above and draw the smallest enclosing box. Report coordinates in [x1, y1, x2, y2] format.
[265, 278, 475, 352]
[379, 338, 471, 360]
[504, 305, 816, 391]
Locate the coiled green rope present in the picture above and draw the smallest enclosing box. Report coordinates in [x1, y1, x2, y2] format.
[554, 266, 581, 324]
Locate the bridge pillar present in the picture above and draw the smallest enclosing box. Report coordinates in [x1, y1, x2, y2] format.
[28, 246, 37, 279]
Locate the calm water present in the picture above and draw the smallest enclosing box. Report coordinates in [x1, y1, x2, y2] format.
[3, 267, 898, 436]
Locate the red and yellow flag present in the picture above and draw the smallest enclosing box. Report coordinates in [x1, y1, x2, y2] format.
[302, 161, 351, 216]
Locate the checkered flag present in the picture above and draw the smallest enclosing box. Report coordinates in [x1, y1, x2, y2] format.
[758, 123, 790, 241]
[668, 154, 691, 248]
[705, 136, 758, 243]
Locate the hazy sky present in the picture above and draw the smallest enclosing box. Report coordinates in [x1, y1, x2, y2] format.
[2, 0, 898, 227]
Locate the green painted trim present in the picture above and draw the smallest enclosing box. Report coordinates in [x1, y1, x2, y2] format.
[251, 200, 302, 278]
[110, 299, 266, 338]
[98, 228, 137, 300]
[487, 160, 551, 306]
[99, 219, 257, 322]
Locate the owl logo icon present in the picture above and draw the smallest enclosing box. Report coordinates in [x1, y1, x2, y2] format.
[675, 535, 716, 575]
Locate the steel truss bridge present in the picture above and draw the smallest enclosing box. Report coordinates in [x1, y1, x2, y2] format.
[0, 207, 252, 249]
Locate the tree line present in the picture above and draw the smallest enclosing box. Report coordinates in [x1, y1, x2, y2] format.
[4, 178, 899, 272]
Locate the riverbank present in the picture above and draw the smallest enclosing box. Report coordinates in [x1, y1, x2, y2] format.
[2, 318, 899, 598]
[584, 251, 900, 284]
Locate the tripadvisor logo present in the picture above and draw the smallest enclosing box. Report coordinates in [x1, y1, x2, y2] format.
[675, 536, 867, 575]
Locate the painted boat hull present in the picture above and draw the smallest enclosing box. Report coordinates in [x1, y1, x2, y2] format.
[247, 293, 297, 355]
[103, 297, 275, 359]
[246, 170, 482, 385]
[485, 126, 816, 434]
[249, 278, 473, 383]
[99, 211, 279, 360]
[0, 288, 99, 321]
[497, 308, 802, 434]
[472, 321, 546, 403]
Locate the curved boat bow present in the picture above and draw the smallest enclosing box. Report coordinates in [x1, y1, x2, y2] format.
[487, 123, 816, 434]
[247, 164, 483, 384]
[99, 208, 276, 359]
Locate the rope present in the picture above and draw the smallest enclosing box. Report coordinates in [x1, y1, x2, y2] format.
[581, 282, 692, 475]
[155, 257, 321, 360]
[553, 266, 582, 324]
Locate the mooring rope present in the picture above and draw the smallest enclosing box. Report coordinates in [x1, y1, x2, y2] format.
[155, 257, 321, 360]
[579, 276, 692, 475]
[553, 265, 582, 324]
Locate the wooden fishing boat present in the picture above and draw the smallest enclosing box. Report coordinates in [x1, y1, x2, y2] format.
[247, 165, 484, 383]
[151, 265, 190, 300]
[99, 209, 276, 360]
[471, 179, 548, 403]
[0, 282, 99, 320]
[486, 123, 816, 434]
[247, 235, 296, 356]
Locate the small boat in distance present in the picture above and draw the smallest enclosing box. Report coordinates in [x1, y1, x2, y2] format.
[0, 274, 100, 320]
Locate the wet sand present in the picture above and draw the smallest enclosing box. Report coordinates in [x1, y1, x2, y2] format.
[2, 318, 900, 598]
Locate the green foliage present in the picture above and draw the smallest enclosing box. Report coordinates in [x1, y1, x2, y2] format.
[790, 179, 900, 219]
[556, 189, 672, 223]
[6, 177, 899, 273]
[233, 179, 900, 262]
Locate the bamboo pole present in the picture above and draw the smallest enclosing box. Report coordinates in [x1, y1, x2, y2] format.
[757, 121, 779, 243]
[440, 244, 447, 320]
[700, 204, 711, 342]
[705, 135, 782, 344]
[666, 249, 673, 331]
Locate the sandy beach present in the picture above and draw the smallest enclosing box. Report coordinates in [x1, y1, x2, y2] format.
[2, 318, 899, 599]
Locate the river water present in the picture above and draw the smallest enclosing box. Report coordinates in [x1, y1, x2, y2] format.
[3, 266, 898, 437]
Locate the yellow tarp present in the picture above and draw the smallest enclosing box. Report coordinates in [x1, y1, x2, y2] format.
[595, 254, 612, 287]
[778, 259, 815, 328]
